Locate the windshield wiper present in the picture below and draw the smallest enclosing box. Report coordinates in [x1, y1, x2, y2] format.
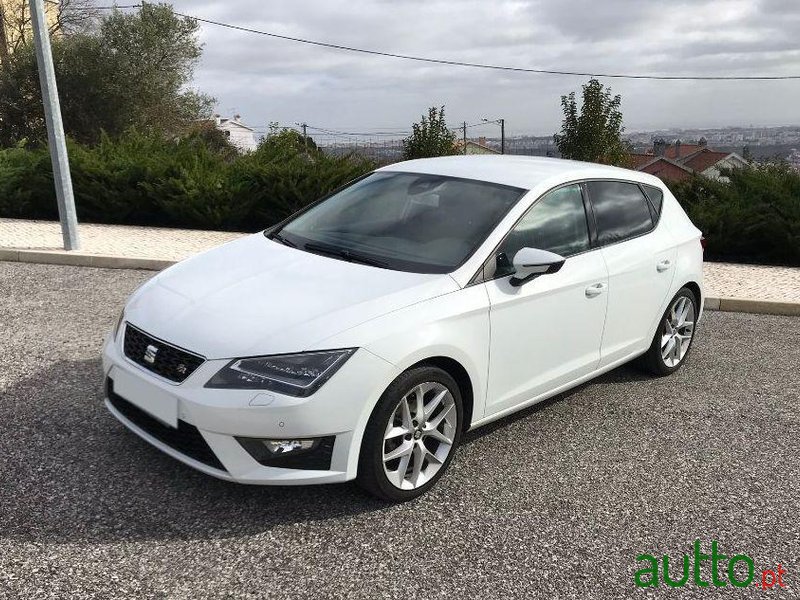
[269, 231, 296, 247]
[303, 242, 388, 268]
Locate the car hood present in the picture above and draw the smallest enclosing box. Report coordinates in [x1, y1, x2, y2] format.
[124, 234, 459, 359]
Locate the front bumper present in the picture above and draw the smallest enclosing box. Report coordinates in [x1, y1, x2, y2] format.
[102, 324, 397, 485]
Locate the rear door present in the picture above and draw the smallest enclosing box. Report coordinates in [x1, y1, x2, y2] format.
[585, 181, 676, 367]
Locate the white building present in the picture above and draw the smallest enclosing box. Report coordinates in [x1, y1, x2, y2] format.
[214, 115, 257, 153]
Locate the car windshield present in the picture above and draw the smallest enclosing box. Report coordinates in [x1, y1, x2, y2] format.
[273, 172, 526, 274]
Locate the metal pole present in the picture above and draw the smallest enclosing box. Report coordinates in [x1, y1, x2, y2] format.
[482, 117, 505, 154]
[462, 121, 467, 155]
[302, 123, 308, 153]
[29, 0, 79, 250]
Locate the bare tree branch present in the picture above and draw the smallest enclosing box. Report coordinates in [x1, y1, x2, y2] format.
[0, 0, 97, 64]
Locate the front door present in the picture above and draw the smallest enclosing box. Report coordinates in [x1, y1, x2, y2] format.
[484, 183, 608, 417]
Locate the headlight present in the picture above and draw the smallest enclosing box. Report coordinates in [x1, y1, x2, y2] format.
[205, 349, 356, 396]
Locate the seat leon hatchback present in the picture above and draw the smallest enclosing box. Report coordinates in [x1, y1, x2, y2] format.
[103, 155, 703, 501]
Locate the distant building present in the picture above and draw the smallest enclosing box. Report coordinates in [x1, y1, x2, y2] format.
[454, 137, 500, 155]
[631, 139, 748, 182]
[630, 155, 694, 182]
[0, 0, 58, 62]
[213, 114, 257, 153]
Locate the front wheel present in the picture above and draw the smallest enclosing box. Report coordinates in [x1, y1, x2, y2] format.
[640, 287, 698, 376]
[357, 366, 463, 502]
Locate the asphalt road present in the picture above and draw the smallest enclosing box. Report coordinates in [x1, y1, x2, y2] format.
[1, 261, 799, 599]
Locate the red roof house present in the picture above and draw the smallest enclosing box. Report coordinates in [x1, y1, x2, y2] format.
[633, 140, 748, 182]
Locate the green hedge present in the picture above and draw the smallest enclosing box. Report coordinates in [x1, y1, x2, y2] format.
[670, 164, 800, 267]
[2, 133, 798, 266]
[0, 129, 375, 231]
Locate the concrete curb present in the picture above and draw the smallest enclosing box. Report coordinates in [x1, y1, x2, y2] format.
[705, 296, 800, 317]
[0, 248, 175, 271]
[2, 247, 799, 317]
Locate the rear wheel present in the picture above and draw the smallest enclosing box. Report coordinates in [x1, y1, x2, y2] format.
[640, 287, 698, 376]
[357, 366, 462, 502]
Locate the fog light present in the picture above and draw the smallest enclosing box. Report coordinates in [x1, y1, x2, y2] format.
[236, 435, 335, 470]
[264, 439, 318, 455]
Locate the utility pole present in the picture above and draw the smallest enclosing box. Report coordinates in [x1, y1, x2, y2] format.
[462, 121, 467, 155]
[29, 0, 79, 250]
[297, 122, 308, 153]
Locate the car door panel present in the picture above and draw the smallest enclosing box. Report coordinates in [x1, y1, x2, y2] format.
[599, 229, 676, 366]
[484, 251, 608, 416]
[481, 182, 608, 417]
[584, 180, 678, 367]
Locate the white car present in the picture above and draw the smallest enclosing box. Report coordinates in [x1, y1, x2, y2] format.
[103, 156, 703, 501]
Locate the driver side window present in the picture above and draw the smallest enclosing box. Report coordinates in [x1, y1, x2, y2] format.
[494, 184, 591, 277]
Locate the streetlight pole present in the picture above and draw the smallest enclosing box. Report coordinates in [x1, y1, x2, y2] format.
[482, 117, 506, 154]
[29, 0, 79, 250]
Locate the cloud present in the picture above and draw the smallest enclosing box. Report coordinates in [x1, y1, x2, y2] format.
[169, 0, 800, 134]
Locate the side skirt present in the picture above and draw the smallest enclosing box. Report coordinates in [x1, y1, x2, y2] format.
[468, 349, 647, 431]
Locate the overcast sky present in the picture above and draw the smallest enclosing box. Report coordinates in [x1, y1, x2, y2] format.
[168, 0, 800, 138]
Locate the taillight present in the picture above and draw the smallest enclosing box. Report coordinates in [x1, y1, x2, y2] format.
[700, 236, 707, 252]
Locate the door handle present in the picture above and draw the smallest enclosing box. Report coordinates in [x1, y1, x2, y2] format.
[656, 259, 672, 272]
[585, 283, 606, 298]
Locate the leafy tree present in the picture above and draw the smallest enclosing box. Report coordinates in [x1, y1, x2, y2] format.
[0, 2, 213, 146]
[259, 123, 319, 157]
[553, 78, 630, 166]
[402, 106, 457, 160]
[182, 120, 241, 161]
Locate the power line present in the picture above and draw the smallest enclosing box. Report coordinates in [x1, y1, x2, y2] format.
[175, 12, 800, 81]
[305, 125, 410, 137]
[82, 4, 142, 8]
[451, 121, 489, 130]
[80, 4, 800, 81]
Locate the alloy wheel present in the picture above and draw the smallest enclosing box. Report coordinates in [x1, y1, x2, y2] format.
[382, 381, 457, 490]
[661, 295, 696, 368]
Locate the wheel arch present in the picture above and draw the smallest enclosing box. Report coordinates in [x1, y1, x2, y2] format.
[682, 280, 702, 307]
[408, 356, 475, 432]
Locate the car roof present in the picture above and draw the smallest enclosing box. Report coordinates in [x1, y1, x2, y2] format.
[378, 155, 665, 192]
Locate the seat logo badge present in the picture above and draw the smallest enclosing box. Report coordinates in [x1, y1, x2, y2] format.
[176, 363, 187, 375]
[144, 344, 158, 364]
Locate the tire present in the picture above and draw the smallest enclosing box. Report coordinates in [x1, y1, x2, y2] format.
[639, 286, 698, 376]
[357, 366, 463, 502]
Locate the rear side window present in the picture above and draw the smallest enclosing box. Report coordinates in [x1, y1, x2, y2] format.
[641, 184, 664, 215]
[587, 181, 654, 246]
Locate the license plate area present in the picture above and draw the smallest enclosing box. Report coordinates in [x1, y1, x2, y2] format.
[109, 365, 179, 427]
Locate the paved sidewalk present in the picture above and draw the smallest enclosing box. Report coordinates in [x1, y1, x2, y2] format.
[1, 218, 799, 314]
[0, 218, 241, 264]
[703, 262, 800, 304]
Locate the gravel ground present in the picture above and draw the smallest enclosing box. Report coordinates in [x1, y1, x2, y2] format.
[1, 261, 799, 599]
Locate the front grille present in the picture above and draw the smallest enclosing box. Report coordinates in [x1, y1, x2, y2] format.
[123, 323, 204, 383]
[106, 378, 225, 471]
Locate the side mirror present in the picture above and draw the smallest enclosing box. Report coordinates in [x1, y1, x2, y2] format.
[509, 247, 566, 287]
